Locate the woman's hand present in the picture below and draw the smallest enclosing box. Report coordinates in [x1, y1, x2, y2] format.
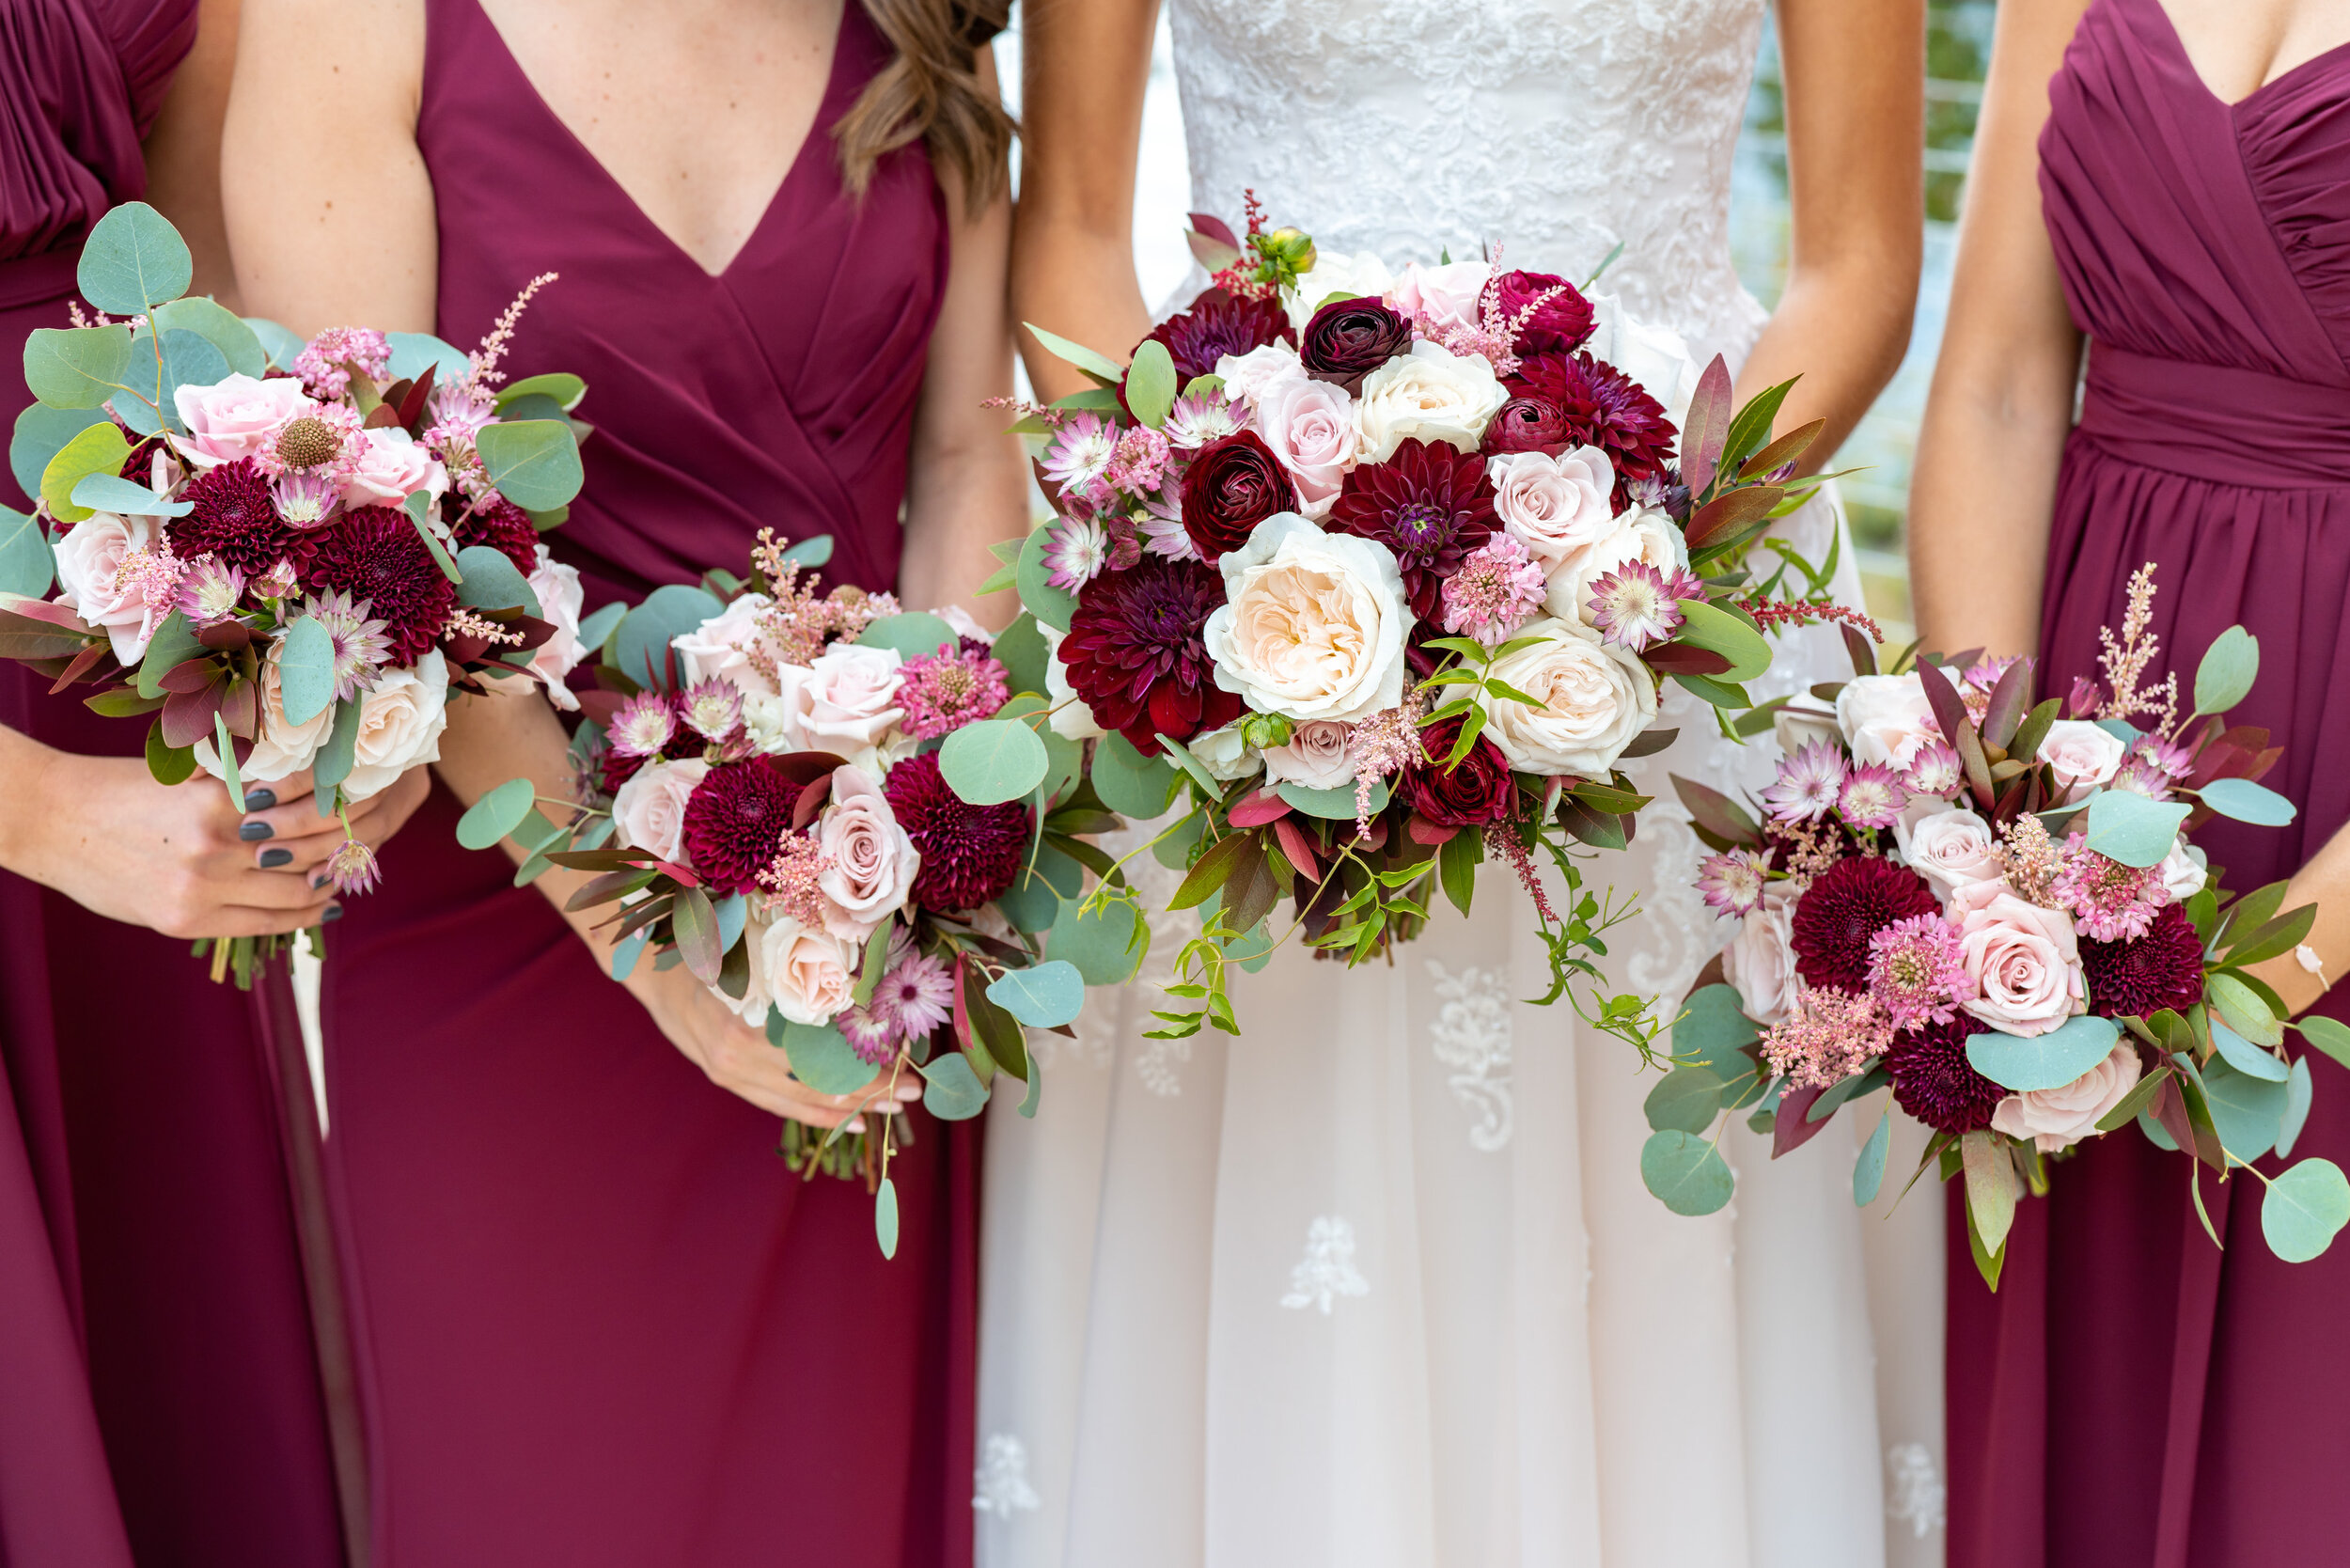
[622, 961, 923, 1130]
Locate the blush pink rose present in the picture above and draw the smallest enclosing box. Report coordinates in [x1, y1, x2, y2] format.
[1722, 884, 1805, 1027]
[815, 764, 921, 941]
[774, 644, 905, 754]
[1991, 1043, 2142, 1152]
[1251, 372, 1356, 518]
[2035, 719, 2128, 804]
[759, 917, 860, 1027]
[521, 545, 587, 711]
[1389, 259, 1494, 335]
[1896, 807, 2005, 901]
[1261, 718, 1355, 790]
[676, 592, 778, 698]
[611, 758, 710, 863]
[1958, 891, 2085, 1037]
[173, 373, 317, 466]
[1485, 447, 1617, 573]
[339, 427, 450, 509]
[52, 510, 175, 663]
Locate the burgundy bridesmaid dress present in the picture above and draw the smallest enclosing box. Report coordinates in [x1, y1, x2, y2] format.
[0, 4, 347, 1564]
[317, 3, 980, 1561]
[1948, 1, 2350, 1562]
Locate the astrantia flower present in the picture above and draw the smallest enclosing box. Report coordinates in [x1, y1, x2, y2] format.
[2050, 830, 2171, 942]
[271, 470, 341, 528]
[1325, 437, 1497, 619]
[171, 458, 297, 574]
[1585, 559, 1686, 652]
[295, 506, 456, 662]
[1042, 515, 1112, 591]
[607, 691, 679, 759]
[682, 760, 800, 894]
[2138, 732, 2195, 778]
[1763, 740, 1848, 823]
[1103, 426, 1172, 496]
[1760, 985, 1894, 1090]
[881, 750, 1029, 911]
[1438, 531, 1546, 645]
[872, 949, 954, 1041]
[2080, 902, 2204, 1018]
[1698, 849, 1772, 917]
[250, 558, 301, 602]
[679, 679, 744, 743]
[425, 380, 496, 443]
[1791, 854, 1940, 992]
[175, 555, 244, 626]
[838, 1004, 898, 1066]
[1139, 290, 1292, 384]
[1887, 1014, 2005, 1135]
[1903, 740, 1964, 800]
[325, 836, 381, 897]
[2109, 752, 2174, 799]
[897, 648, 1010, 739]
[1962, 652, 2021, 693]
[301, 590, 393, 701]
[1161, 390, 1243, 451]
[1836, 762, 1908, 830]
[1135, 487, 1199, 560]
[1040, 414, 1119, 501]
[1867, 913, 1971, 1029]
[1058, 554, 1243, 753]
[452, 494, 541, 575]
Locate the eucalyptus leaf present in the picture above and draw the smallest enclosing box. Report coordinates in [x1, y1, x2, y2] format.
[874, 1175, 901, 1260]
[133, 611, 201, 698]
[456, 776, 538, 850]
[939, 718, 1049, 806]
[1854, 1112, 1892, 1207]
[211, 711, 244, 814]
[2201, 1057, 2288, 1163]
[2193, 625, 2259, 716]
[2198, 776, 2296, 827]
[452, 545, 540, 615]
[2298, 1014, 2350, 1071]
[0, 507, 53, 599]
[312, 695, 361, 795]
[608, 928, 650, 982]
[919, 1050, 992, 1120]
[782, 535, 834, 567]
[1640, 1129, 1735, 1216]
[151, 297, 265, 379]
[112, 328, 229, 437]
[2209, 1017, 2289, 1083]
[477, 418, 584, 510]
[24, 325, 133, 411]
[986, 960, 1086, 1028]
[1277, 777, 1389, 821]
[613, 583, 725, 687]
[1015, 525, 1078, 633]
[2280, 1055, 2315, 1161]
[1124, 338, 1178, 428]
[2262, 1157, 2350, 1263]
[856, 611, 958, 659]
[39, 417, 132, 526]
[1642, 1067, 1723, 1135]
[384, 332, 471, 385]
[494, 372, 588, 411]
[713, 892, 747, 957]
[1048, 894, 1144, 985]
[243, 317, 304, 371]
[70, 472, 191, 518]
[576, 601, 625, 654]
[10, 403, 110, 499]
[1673, 983, 1762, 1076]
[275, 616, 337, 728]
[2084, 790, 2191, 870]
[1966, 1013, 2121, 1093]
[998, 843, 1084, 933]
[77, 202, 191, 315]
[769, 1014, 881, 1097]
[992, 612, 1049, 698]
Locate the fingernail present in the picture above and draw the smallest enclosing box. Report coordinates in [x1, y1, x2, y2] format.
[895, 1083, 923, 1101]
[311, 873, 328, 890]
[847, 1117, 867, 1134]
[259, 848, 293, 868]
[244, 788, 276, 810]
[321, 904, 344, 922]
[239, 821, 274, 841]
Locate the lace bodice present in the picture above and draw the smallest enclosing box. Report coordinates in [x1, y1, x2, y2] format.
[1167, 0, 1771, 363]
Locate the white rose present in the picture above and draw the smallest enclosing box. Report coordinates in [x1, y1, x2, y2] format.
[759, 917, 860, 1027]
[340, 650, 450, 799]
[676, 592, 778, 698]
[1584, 293, 1701, 431]
[2159, 839, 2209, 901]
[1284, 250, 1398, 333]
[52, 510, 173, 664]
[1722, 885, 1805, 1027]
[1772, 703, 1843, 758]
[521, 545, 586, 711]
[1991, 1043, 2142, 1153]
[173, 372, 316, 467]
[1477, 616, 1659, 776]
[197, 639, 337, 785]
[1040, 624, 1104, 741]
[1261, 719, 1355, 791]
[1542, 507, 1689, 627]
[1186, 722, 1261, 782]
[1214, 342, 1306, 404]
[1251, 372, 1356, 519]
[338, 427, 449, 510]
[1836, 673, 1940, 771]
[1389, 259, 1494, 335]
[815, 765, 920, 942]
[2037, 720, 2128, 804]
[1202, 513, 1410, 724]
[1896, 807, 2007, 901]
[773, 644, 905, 755]
[1486, 447, 1618, 573]
[1354, 341, 1507, 462]
[610, 757, 710, 863]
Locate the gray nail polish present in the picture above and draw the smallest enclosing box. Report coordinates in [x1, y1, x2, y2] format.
[311, 872, 329, 890]
[243, 788, 276, 810]
[259, 848, 293, 868]
[239, 821, 274, 842]
[321, 904, 344, 922]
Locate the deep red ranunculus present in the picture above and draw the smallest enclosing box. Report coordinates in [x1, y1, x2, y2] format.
[1138, 289, 1293, 384]
[1492, 269, 1596, 356]
[1299, 295, 1414, 392]
[1058, 555, 1241, 756]
[1480, 351, 1677, 502]
[1325, 437, 1496, 619]
[1480, 352, 1594, 457]
[1180, 431, 1297, 564]
[1402, 716, 1518, 828]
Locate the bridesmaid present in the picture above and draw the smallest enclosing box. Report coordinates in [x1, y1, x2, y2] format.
[1912, 0, 2350, 1560]
[0, 2, 384, 1561]
[225, 0, 1026, 1560]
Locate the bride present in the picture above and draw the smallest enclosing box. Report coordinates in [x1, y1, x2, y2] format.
[987, 2, 1928, 1562]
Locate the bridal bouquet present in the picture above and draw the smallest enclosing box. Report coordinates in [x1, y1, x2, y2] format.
[470, 530, 1136, 1255]
[1646, 567, 2349, 1279]
[1006, 200, 1869, 1040]
[1, 202, 588, 983]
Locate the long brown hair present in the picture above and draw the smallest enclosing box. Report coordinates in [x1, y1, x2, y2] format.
[834, 0, 1016, 217]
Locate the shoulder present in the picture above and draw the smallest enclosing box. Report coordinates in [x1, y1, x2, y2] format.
[238, 0, 425, 120]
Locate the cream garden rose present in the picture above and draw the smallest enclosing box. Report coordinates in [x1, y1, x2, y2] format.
[611, 758, 710, 863]
[1897, 807, 2006, 900]
[772, 643, 905, 755]
[2159, 839, 2210, 901]
[520, 545, 588, 711]
[1185, 722, 1262, 782]
[341, 650, 451, 799]
[1958, 890, 2086, 1038]
[1202, 513, 1410, 724]
[1836, 673, 1940, 771]
[1485, 447, 1618, 573]
[339, 427, 449, 509]
[2037, 720, 2128, 804]
[1353, 342, 1507, 461]
[815, 765, 920, 941]
[759, 917, 860, 1027]
[1585, 293, 1702, 430]
[1261, 719, 1354, 790]
[676, 592, 779, 698]
[1540, 507, 1688, 628]
[1991, 1043, 2143, 1152]
[1476, 616, 1659, 776]
[1040, 624, 1104, 741]
[1215, 342, 1306, 404]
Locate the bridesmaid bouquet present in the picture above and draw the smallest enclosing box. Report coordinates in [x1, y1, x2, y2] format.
[1, 202, 588, 984]
[1648, 566, 2349, 1279]
[1004, 200, 1868, 1043]
[469, 531, 1137, 1255]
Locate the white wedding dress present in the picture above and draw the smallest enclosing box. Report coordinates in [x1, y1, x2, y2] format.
[977, 3, 1947, 1564]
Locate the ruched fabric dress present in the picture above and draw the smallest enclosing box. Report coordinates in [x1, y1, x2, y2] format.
[0, 5, 348, 1565]
[316, 2, 979, 1562]
[1949, 1, 2350, 1561]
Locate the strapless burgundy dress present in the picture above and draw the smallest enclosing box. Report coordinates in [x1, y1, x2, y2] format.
[316, 3, 980, 1562]
[1948, 1, 2350, 1562]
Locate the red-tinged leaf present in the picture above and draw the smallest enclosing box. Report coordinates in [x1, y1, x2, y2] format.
[0, 599, 96, 634]
[1353, 813, 1390, 851]
[1737, 416, 1827, 482]
[2244, 745, 2283, 785]
[156, 657, 221, 695]
[607, 893, 675, 943]
[541, 848, 650, 871]
[1955, 722, 1996, 808]
[1842, 623, 1876, 676]
[1186, 229, 1246, 274]
[1223, 840, 1282, 934]
[952, 954, 978, 1053]
[762, 750, 849, 787]
[1274, 815, 1323, 879]
[1774, 1082, 1832, 1157]
[1916, 657, 1971, 754]
[2187, 740, 2252, 789]
[1169, 829, 1259, 910]
[564, 866, 657, 912]
[363, 401, 405, 430]
[505, 613, 556, 651]
[220, 676, 258, 742]
[1981, 656, 2033, 750]
[1228, 788, 1292, 828]
[196, 619, 253, 652]
[1187, 211, 1240, 249]
[576, 688, 631, 727]
[1682, 485, 1783, 552]
[1618, 727, 1681, 760]
[442, 633, 493, 666]
[1669, 774, 1763, 849]
[1406, 815, 1459, 848]
[791, 776, 832, 831]
[671, 886, 722, 983]
[1680, 353, 1735, 497]
[45, 641, 109, 694]
[1642, 641, 1734, 677]
[397, 362, 438, 431]
[1556, 797, 1628, 850]
[159, 677, 227, 749]
[0, 619, 99, 662]
[652, 859, 700, 889]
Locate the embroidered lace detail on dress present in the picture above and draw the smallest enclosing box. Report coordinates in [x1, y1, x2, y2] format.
[1280, 1215, 1372, 1313]
[973, 1432, 1044, 1519]
[1426, 961, 1515, 1151]
[1885, 1441, 1948, 1538]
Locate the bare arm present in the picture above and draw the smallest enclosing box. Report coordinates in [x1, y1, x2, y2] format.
[1008, 0, 1159, 401]
[143, 0, 243, 307]
[1736, 0, 1925, 470]
[1905, 0, 2090, 657]
[899, 47, 1030, 626]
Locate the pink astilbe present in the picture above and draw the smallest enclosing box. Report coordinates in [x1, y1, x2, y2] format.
[2050, 830, 2171, 941]
[1775, 818, 1850, 897]
[2095, 563, 2179, 731]
[1698, 848, 1771, 917]
[1417, 254, 1563, 377]
[1439, 533, 1547, 645]
[1343, 695, 1428, 838]
[464, 272, 559, 391]
[1761, 986, 1895, 1090]
[1837, 761, 1908, 830]
[898, 648, 1010, 739]
[1867, 914, 1971, 1029]
[739, 531, 899, 674]
[443, 605, 525, 647]
[113, 546, 186, 618]
[294, 327, 391, 401]
[1763, 739, 1847, 823]
[1998, 812, 2063, 907]
[753, 833, 833, 928]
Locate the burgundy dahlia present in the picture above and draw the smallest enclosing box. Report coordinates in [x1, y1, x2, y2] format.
[453, 493, 540, 574]
[1482, 353, 1678, 498]
[1491, 269, 1595, 356]
[1299, 295, 1414, 392]
[1058, 555, 1243, 755]
[2082, 902, 2206, 1019]
[1180, 431, 1297, 564]
[296, 506, 456, 662]
[1574, 352, 1678, 490]
[1139, 290, 1293, 384]
[169, 458, 297, 575]
[1326, 438, 1497, 619]
[1401, 716, 1518, 828]
[1887, 1015, 2007, 1136]
[681, 760, 798, 894]
[882, 750, 1030, 913]
[1790, 855, 1939, 993]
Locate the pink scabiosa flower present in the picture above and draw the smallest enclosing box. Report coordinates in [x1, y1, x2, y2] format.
[606, 690, 679, 759]
[1904, 740, 1964, 800]
[1759, 985, 1895, 1090]
[679, 679, 744, 743]
[1103, 425, 1172, 496]
[175, 554, 244, 626]
[872, 949, 955, 1042]
[1162, 390, 1243, 450]
[1866, 913, 1970, 1030]
[301, 590, 393, 702]
[271, 469, 341, 528]
[1763, 739, 1848, 823]
[1039, 413, 1119, 501]
[1135, 486, 1199, 561]
[1438, 532, 1547, 646]
[2050, 831, 2171, 942]
[897, 648, 1010, 739]
[1836, 761, 1908, 830]
[293, 326, 392, 401]
[1585, 560, 1702, 652]
[1042, 515, 1112, 591]
[1698, 848, 1772, 917]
